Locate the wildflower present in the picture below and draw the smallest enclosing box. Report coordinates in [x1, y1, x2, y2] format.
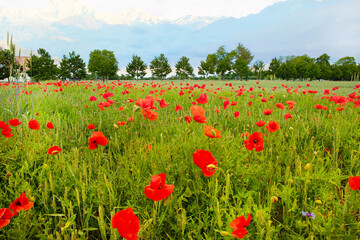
[203, 125, 222, 138]
[190, 105, 206, 123]
[46, 122, 55, 129]
[88, 124, 95, 130]
[0, 121, 9, 129]
[175, 105, 183, 112]
[9, 192, 34, 216]
[0, 208, 13, 229]
[284, 113, 293, 120]
[263, 109, 273, 115]
[230, 214, 251, 239]
[111, 207, 140, 240]
[117, 121, 127, 126]
[302, 211, 315, 219]
[349, 176, 360, 190]
[266, 121, 280, 133]
[255, 121, 266, 127]
[196, 93, 208, 104]
[144, 173, 175, 201]
[8, 119, 22, 126]
[89, 131, 108, 150]
[193, 149, 217, 177]
[28, 119, 40, 130]
[47, 146, 62, 155]
[89, 96, 97, 101]
[244, 132, 263, 152]
[1, 128, 13, 138]
[142, 109, 158, 121]
[159, 99, 169, 108]
[184, 116, 192, 123]
[234, 111, 240, 118]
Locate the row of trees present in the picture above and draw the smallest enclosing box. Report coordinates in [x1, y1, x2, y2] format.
[269, 54, 359, 81]
[1, 45, 359, 81]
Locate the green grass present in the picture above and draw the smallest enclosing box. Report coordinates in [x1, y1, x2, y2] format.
[1, 79, 360, 239]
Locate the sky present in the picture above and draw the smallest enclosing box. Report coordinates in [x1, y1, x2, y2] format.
[0, 0, 287, 20]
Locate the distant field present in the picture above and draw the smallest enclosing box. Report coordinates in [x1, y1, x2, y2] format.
[1, 79, 360, 239]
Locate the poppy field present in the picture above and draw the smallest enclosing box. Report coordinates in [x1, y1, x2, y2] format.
[1, 79, 360, 239]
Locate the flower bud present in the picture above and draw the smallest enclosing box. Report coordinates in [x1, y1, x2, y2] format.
[113, 124, 119, 129]
[304, 163, 311, 171]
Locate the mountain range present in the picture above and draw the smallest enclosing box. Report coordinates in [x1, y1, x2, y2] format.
[0, 0, 359, 71]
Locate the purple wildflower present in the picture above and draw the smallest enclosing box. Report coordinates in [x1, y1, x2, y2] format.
[302, 211, 315, 219]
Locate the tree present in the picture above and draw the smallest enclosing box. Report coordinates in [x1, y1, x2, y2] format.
[233, 43, 253, 80]
[253, 60, 265, 79]
[234, 43, 254, 65]
[269, 57, 282, 79]
[198, 53, 217, 78]
[175, 56, 194, 79]
[149, 54, 172, 79]
[59, 51, 86, 80]
[215, 46, 235, 80]
[0, 48, 12, 80]
[126, 54, 147, 79]
[233, 58, 249, 80]
[88, 49, 118, 80]
[26, 48, 58, 81]
[335, 56, 357, 80]
[315, 53, 332, 80]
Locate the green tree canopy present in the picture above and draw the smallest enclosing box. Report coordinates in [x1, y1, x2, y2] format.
[88, 49, 118, 80]
[0, 48, 13, 80]
[59, 51, 86, 80]
[198, 53, 217, 78]
[26, 48, 58, 81]
[126, 54, 147, 79]
[253, 60, 265, 79]
[335, 56, 357, 80]
[269, 57, 282, 79]
[175, 56, 194, 79]
[215, 46, 235, 80]
[233, 58, 249, 80]
[149, 54, 172, 79]
[316, 53, 332, 80]
[234, 43, 254, 65]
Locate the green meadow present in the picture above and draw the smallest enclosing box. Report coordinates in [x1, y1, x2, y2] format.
[1, 79, 360, 239]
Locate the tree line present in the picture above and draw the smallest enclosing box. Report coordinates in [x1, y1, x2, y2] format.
[0, 44, 359, 81]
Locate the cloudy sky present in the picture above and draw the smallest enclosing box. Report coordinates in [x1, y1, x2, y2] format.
[0, 0, 287, 20]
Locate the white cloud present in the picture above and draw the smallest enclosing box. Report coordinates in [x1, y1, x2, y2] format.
[50, 35, 74, 42]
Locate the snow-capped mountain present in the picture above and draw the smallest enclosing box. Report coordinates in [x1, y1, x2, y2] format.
[0, 0, 359, 68]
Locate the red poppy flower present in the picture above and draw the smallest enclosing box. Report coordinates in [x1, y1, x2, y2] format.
[117, 121, 127, 126]
[28, 119, 40, 130]
[8, 119, 22, 126]
[263, 109, 273, 115]
[315, 104, 328, 110]
[203, 125, 222, 138]
[284, 113, 293, 120]
[190, 105, 207, 123]
[223, 100, 230, 109]
[0, 208, 13, 229]
[9, 192, 34, 216]
[0, 121, 9, 129]
[248, 101, 252, 107]
[349, 176, 360, 190]
[111, 207, 140, 240]
[286, 100, 296, 109]
[1, 128, 13, 138]
[89, 131, 109, 150]
[196, 93, 208, 104]
[88, 124, 95, 130]
[89, 96, 97, 101]
[244, 132, 263, 152]
[276, 103, 285, 110]
[142, 109, 158, 121]
[336, 107, 345, 111]
[144, 173, 175, 201]
[46, 122, 55, 129]
[234, 111, 240, 118]
[159, 99, 169, 108]
[184, 116, 192, 123]
[255, 121, 266, 127]
[230, 214, 251, 239]
[47, 146, 62, 155]
[266, 121, 280, 132]
[175, 105, 183, 112]
[192, 149, 217, 177]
